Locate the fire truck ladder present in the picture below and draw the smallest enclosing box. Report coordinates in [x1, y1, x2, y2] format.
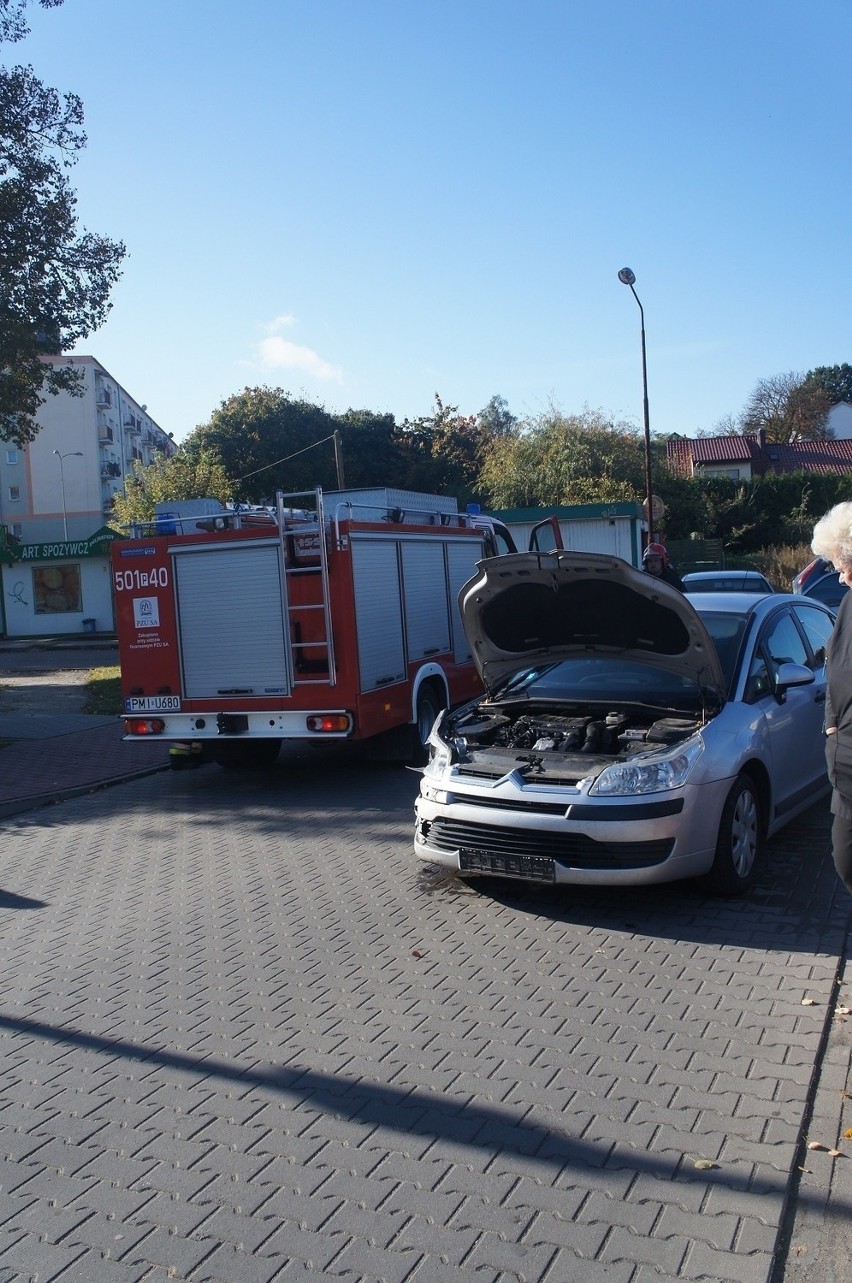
[276, 488, 337, 687]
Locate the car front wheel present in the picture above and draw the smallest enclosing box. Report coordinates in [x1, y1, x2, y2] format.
[705, 773, 762, 897]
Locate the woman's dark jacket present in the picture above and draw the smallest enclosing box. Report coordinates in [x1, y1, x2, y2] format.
[825, 591, 852, 802]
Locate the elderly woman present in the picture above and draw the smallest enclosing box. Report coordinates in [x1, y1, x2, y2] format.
[811, 501, 852, 897]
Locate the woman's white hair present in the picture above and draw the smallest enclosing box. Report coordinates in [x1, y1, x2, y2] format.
[811, 501, 852, 567]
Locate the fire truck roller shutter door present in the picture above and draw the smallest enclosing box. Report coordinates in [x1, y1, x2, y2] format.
[173, 545, 290, 699]
[401, 539, 451, 662]
[350, 538, 406, 691]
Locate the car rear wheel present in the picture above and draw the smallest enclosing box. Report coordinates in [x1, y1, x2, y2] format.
[705, 773, 761, 896]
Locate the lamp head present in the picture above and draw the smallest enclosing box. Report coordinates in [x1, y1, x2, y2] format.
[618, 267, 636, 286]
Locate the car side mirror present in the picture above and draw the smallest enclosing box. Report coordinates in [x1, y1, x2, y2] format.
[774, 662, 815, 703]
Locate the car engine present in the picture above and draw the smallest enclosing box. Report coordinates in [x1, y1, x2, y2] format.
[446, 707, 704, 782]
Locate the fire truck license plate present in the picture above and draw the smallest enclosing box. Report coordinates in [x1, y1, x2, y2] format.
[459, 849, 556, 882]
[125, 696, 182, 712]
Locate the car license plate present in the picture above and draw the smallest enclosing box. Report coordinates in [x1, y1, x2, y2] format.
[459, 848, 556, 883]
[124, 695, 181, 712]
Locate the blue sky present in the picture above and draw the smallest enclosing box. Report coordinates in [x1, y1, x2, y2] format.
[18, 0, 852, 444]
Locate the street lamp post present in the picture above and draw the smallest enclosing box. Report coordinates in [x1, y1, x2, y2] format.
[53, 450, 83, 541]
[617, 267, 655, 544]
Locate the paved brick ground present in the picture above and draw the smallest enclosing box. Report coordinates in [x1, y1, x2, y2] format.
[0, 752, 849, 1283]
[0, 722, 169, 819]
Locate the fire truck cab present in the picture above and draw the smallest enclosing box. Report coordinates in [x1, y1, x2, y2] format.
[113, 487, 512, 769]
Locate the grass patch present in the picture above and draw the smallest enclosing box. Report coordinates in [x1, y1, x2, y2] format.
[85, 665, 122, 715]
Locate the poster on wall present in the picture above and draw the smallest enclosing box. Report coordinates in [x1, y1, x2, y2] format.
[33, 564, 82, 614]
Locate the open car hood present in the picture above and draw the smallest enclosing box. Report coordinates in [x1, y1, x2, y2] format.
[459, 550, 726, 696]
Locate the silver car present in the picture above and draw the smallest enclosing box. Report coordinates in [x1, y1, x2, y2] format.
[414, 551, 834, 896]
[682, 569, 774, 594]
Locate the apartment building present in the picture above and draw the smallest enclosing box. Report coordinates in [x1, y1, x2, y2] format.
[0, 356, 176, 638]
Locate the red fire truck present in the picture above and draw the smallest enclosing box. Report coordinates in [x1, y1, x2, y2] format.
[112, 487, 515, 769]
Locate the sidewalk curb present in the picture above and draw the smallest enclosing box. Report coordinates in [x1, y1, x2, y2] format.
[0, 761, 172, 821]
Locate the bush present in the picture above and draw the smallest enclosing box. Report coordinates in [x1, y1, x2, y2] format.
[759, 541, 821, 590]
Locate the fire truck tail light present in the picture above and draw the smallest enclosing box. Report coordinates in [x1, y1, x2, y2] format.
[306, 714, 351, 734]
[124, 718, 166, 735]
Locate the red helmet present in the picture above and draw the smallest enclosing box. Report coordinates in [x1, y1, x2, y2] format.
[643, 542, 668, 564]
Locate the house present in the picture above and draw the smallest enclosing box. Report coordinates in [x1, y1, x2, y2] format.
[827, 402, 852, 439]
[0, 356, 176, 638]
[666, 428, 852, 481]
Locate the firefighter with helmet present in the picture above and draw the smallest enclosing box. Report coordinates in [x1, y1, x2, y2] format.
[642, 542, 685, 592]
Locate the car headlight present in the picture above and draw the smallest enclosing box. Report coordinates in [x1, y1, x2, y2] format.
[590, 735, 704, 796]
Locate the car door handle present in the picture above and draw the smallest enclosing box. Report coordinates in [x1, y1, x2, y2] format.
[814, 691, 826, 704]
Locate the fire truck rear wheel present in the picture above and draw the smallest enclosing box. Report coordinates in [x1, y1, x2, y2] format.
[412, 685, 442, 765]
[209, 740, 282, 769]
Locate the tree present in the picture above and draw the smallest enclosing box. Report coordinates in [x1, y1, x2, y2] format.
[478, 406, 646, 508]
[476, 394, 516, 438]
[397, 394, 495, 503]
[110, 447, 233, 529]
[187, 387, 413, 501]
[802, 364, 852, 407]
[0, 0, 126, 445]
[186, 388, 337, 501]
[740, 371, 832, 443]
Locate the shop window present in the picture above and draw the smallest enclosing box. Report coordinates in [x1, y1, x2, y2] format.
[33, 564, 82, 614]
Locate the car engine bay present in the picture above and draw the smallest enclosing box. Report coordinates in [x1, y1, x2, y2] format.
[446, 705, 707, 783]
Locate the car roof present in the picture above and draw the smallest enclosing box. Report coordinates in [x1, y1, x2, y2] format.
[685, 570, 766, 579]
[692, 590, 833, 617]
[683, 570, 770, 585]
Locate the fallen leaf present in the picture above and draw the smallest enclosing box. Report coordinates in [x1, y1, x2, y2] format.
[411, 950, 423, 958]
[844, 1128, 852, 1141]
[797, 1166, 813, 1173]
[807, 1141, 827, 1151]
[801, 998, 816, 1006]
[835, 1006, 851, 1016]
[693, 1158, 716, 1170]
[828, 1149, 842, 1157]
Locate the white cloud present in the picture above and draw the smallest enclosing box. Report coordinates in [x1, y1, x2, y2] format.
[264, 314, 297, 334]
[257, 337, 342, 382]
[253, 315, 342, 382]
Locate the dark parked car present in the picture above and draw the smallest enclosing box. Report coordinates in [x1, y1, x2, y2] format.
[683, 570, 774, 594]
[792, 557, 848, 609]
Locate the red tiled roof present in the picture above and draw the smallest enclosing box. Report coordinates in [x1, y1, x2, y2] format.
[665, 434, 852, 478]
[691, 436, 757, 463]
[763, 438, 852, 474]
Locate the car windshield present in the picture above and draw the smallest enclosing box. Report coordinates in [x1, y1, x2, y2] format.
[685, 576, 769, 593]
[491, 658, 708, 713]
[693, 610, 749, 690]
